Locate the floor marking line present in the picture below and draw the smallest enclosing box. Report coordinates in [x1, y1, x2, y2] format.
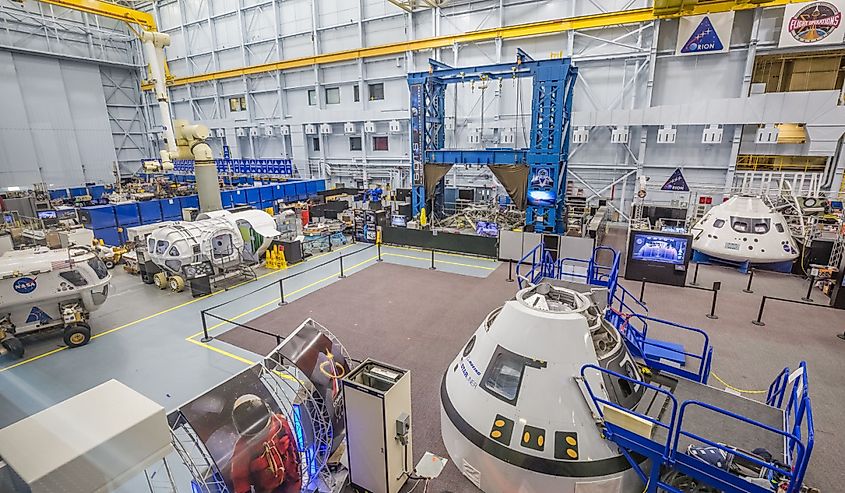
[0, 243, 359, 373]
[384, 244, 498, 262]
[186, 338, 302, 383]
[383, 252, 497, 271]
[186, 255, 378, 340]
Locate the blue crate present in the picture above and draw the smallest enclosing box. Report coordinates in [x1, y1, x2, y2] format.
[160, 198, 182, 220]
[221, 190, 234, 209]
[231, 189, 247, 206]
[281, 183, 296, 201]
[271, 184, 285, 200]
[88, 185, 106, 200]
[50, 189, 69, 200]
[94, 227, 121, 246]
[245, 187, 261, 205]
[137, 200, 163, 225]
[315, 180, 326, 192]
[259, 185, 275, 202]
[114, 202, 141, 227]
[70, 187, 89, 198]
[295, 182, 307, 199]
[179, 195, 199, 211]
[306, 181, 318, 195]
[78, 205, 116, 229]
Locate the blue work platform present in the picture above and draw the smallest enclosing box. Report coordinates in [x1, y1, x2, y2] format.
[408, 49, 577, 233]
[517, 245, 815, 493]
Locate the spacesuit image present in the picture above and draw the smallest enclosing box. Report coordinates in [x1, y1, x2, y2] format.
[230, 394, 302, 493]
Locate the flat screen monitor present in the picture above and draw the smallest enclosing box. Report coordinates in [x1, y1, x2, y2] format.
[476, 221, 499, 237]
[37, 210, 57, 220]
[631, 232, 687, 265]
[458, 188, 474, 201]
[391, 215, 407, 227]
[527, 190, 556, 207]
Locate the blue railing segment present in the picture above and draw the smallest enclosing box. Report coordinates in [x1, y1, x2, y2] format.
[580, 364, 680, 459]
[766, 367, 791, 408]
[673, 400, 807, 493]
[629, 314, 711, 383]
[782, 362, 814, 487]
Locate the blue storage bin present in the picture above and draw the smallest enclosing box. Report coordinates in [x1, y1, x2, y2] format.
[295, 182, 307, 199]
[114, 202, 141, 227]
[280, 183, 295, 201]
[78, 205, 116, 229]
[245, 187, 261, 205]
[232, 190, 247, 206]
[137, 200, 163, 224]
[179, 195, 199, 211]
[50, 189, 69, 200]
[93, 227, 120, 246]
[271, 184, 285, 200]
[221, 190, 234, 209]
[306, 181, 318, 195]
[161, 198, 182, 220]
[70, 187, 89, 198]
[315, 180, 326, 192]
[259, 185, 275, 202]
[88, 185, 106, 200]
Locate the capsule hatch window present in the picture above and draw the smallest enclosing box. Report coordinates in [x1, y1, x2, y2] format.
[481, 345, 546, 405]
[731, 217, 770, 234]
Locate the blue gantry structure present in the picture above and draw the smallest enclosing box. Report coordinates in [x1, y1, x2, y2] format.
[516, 245, 815, 493]
[408, 49, 577, 233]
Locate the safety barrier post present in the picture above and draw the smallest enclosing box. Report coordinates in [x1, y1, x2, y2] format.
[278, 278, 287, 306]
[690, 262, 700, 286]
[743, 268, 755, 294]
[507, 259, 514, 283]
[837, 331, 845, 341]
[200, 310, 212, 343]
[706, 281, 721, 320]
[802, 275, 816, 302]
[339, 255, 346, 279]
[639, 280, 646, 303]
[377, 243, 383, 262]
[752, 296, 767, 326]
[430, 249, 436, 270]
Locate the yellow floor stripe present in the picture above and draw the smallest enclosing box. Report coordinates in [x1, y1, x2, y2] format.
[0, 244, 359, 373]
[385, 244, 498, 262]
[383, 252, 497, 271]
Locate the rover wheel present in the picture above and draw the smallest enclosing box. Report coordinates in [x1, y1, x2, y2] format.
[153, 272, 169, 289]
[1, 337, 24, 359]
[169, 275, 186, 292]
[63, 324, 91, 348]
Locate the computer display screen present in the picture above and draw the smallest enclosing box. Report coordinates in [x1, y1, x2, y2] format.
[391, 215, 407, 227]
[476, 221, 499, 237]
[527, 190, 556, 207]
[631, 233, 688, 265]
[37, 210, 57, 220]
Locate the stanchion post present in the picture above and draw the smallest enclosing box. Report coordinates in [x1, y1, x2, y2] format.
[639, 280, 646, 303]
[752, 296, 767, 326]
[802, 275, 816, 302]
[507, 259, 514, 283]
[278, 278, 287, 306]
[706, 281, 720, 319]
[838, 332, 845, 341]
[430, 249, 436, 270]
[743, 269, 755, 294]
[690, 262, 700, 286]
[339, 255, 346, 278]
[200, 310, 212, 343]
[376, 243, 383, 262]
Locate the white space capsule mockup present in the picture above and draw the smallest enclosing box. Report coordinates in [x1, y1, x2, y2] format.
[690, 195, 798, 264]
[441, 283, 645, 493]
[145, 209, 279, 275]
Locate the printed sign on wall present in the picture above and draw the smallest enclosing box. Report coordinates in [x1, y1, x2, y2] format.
[675, 12, 735, 56]
[779, 0, 845, 47]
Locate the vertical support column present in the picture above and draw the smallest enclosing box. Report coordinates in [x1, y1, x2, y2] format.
[635, 21, 659, 203]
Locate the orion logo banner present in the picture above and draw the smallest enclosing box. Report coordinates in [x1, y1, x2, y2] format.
[13, 277, 37, 294]
[675, 12, 734, 56]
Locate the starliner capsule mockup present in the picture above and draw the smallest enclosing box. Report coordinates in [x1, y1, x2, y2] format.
[441, 282, 646, 493]
[690, 195, 798, 268]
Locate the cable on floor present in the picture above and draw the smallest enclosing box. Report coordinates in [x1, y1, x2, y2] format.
[710, 371, 768, 394]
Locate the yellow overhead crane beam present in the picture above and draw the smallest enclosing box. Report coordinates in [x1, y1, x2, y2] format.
[139, 0, 797, 90]
[37, 0, 158, 31]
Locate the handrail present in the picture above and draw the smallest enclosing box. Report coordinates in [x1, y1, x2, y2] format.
[673, 400, 807, 493]
[628, 314, 711, 383]
[580, 364, 679, 458]
[766, 367, 791, 408]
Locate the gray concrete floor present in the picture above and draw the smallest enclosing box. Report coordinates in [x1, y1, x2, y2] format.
[2, 229, 842, 492]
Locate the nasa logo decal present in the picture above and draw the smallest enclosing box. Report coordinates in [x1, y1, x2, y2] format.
[788, 2, 842, 44]
[13, 277, 37, 294]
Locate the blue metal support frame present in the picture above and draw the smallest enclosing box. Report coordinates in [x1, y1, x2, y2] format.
[408, 50, 577, 233]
